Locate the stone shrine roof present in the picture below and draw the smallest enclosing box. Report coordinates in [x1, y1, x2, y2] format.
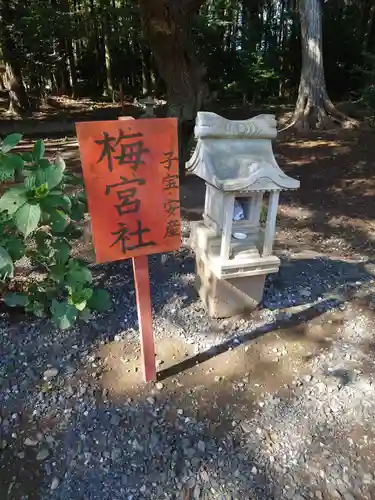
[186, 112, 300, 192]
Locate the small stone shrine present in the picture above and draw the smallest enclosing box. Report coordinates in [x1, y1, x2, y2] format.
[187, 112, 300, 318]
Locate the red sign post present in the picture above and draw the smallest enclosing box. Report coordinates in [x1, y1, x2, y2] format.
[76, 118, 180, 381]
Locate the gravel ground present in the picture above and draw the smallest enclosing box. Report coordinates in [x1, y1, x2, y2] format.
[1, 219, 375, 500]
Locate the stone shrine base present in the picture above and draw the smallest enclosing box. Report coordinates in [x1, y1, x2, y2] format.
[195, 256, 266, 318]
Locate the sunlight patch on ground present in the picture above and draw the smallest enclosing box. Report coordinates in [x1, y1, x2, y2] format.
[279, 205, 314, 220]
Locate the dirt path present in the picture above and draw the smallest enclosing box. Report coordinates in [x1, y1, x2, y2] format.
[1, 127, 375, 499]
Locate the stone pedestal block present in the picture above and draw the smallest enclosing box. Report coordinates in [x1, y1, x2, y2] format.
[195, 256, 266, 318]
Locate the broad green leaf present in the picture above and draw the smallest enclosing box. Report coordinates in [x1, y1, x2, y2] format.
[66, 265, 92, 285]
[25, 302, 34, 313]
[36, 164, 64, 190]
[49, 264, 66, 283]
[69, 285, 92, 302]
[6, 237, 25, 261]
[35, 230, 51, 247]
[54, 156, 66, 172]
[5, 154, 24, 171]
[63, 172, 82, 185]
[4, 292, 29, 307]
[1, 133, 22, 153]
[34, 168, 46, 186]
[50, 299, 78, 330]
[52, 239, 70, 264]
[0, 186, 28, 215]
[49, 209, 69, 233]
[22, 152, 34, 163]
[24, 174, 37, 191]
[27, 282, 42, 296]
[77, 191, 87, 204]
[0, 246, 14, 279]
[38, 159, 50, 169]
[23, 169, 36, 177]
[0, 158, 15, 181]
[33, 140, 45, 161]
[47, 164, 64, 190]
[79, 308, 93, 321]
[88, 289, 112, 312]
[15, 202, 41, 237]
[70, 199, 85, 221]
[0, 211, 13, 225]
[68, 286, 93, 311]
[63, 223, 83, 240]
[40, 194, 71, 213]
[73, 299, 87, 311]
[80, 288, 93, 301]
[30, 301, 46, 317]
[60, 195, 72, 212]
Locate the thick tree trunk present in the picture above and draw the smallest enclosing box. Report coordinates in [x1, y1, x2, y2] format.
[138, 0, 207, 176]
[139, 0, 206, 120]
[0, 1, 29, 114]
[141, 47, 153, 96]
[4, 63, 29, 114]
[51, 0, 71, 96]
[290, 0, 355, 130]
[60, 0, 78, 97]
[66, 38, 78, 97]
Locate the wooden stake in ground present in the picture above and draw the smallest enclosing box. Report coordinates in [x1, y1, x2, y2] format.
[132, 255, 156, 381]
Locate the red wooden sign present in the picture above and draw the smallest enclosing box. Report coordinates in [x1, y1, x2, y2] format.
[76, 118, 181, 382]
[76, 118, 180, 263]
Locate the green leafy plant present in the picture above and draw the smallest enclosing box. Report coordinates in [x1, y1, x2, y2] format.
[0, 133, 111, 329]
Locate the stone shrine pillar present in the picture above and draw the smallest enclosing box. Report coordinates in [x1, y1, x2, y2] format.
[187, 112, 300, 318]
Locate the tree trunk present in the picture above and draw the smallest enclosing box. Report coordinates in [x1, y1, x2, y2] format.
[51, 0, 71, 96]
[60, 0, 78, 97]
[141, 47, 153, 96]
[278, 0, 287, 98]
[104, 31, 114, 98]
[139, 0, 206, 119]
[0, 0, 29, 114]
[101, 0, 114, 100]
[4, 63, 29, 114]
[290, 0, 354, 130]
[363, 1, 375, 52]
[66, 38, 78, 97]
[90, 0, 103, 93]
[138, 0, 207, 176]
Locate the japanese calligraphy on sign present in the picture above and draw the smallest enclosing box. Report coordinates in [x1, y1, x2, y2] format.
[76, 118, 181, 263]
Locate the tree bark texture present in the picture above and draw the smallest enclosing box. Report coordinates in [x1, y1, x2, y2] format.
[138, 0, 207, 176]
[60, 0, 78, 96]
[4, 63, 29, 114]
[0, 0, 29, 113]
[138, 0, 207, 121]
[363, 1, 375, 51]
[291, 0, 352, 130]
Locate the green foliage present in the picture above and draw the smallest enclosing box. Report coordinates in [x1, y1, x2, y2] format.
[0, 246, 14, 280]
[0, 133, 112, 329]
[2, 0, 373, 114]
